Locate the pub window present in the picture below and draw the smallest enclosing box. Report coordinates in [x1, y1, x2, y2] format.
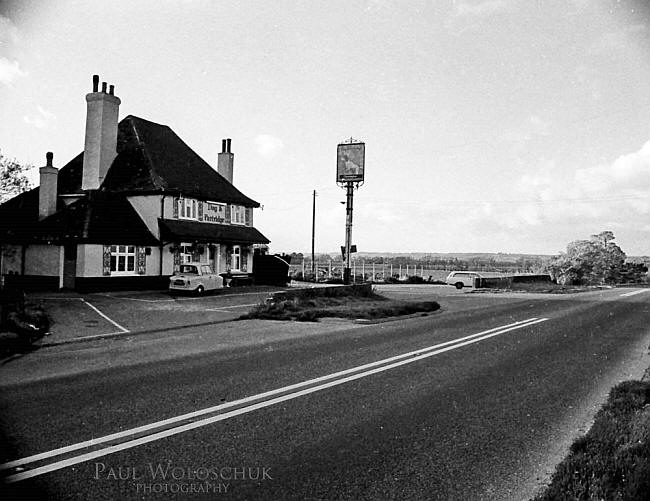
[179, 242, 207, 264]
[110, 245, 136, 275]
[178, 198, 198, 220]
[231, 245, 241, 270]
[231, 205, 245, 225]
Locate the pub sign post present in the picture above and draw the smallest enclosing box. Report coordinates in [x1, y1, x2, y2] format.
[337, 139, 365, 284]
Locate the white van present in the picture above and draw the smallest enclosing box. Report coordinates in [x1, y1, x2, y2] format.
[445, 271, 481, 289]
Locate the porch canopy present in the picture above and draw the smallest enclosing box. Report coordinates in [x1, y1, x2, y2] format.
[158, 219, 270, 245]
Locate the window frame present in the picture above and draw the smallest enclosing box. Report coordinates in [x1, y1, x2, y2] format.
[231, 245, 241, 271]
[178, 198, 198, 221]
[230, 205, 246, 225]
[110, 245, 137, 276]
[179, 242, 208, 264]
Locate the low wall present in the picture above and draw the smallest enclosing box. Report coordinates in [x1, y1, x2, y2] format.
[479, 274, 553, 289]
[75, 276, 170, 292]
[3, 274, 59, 292]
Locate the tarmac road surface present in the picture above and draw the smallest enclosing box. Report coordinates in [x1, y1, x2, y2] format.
[1, 286, 649, 500]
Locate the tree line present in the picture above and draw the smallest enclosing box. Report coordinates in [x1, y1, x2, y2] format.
[289, 231, 648, 285]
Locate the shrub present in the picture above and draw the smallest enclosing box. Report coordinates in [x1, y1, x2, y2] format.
[1, 302, 50, 355]
[535, 380, 650, 500]
[405, 275, 425, 284]
[9, 304, 50, 337]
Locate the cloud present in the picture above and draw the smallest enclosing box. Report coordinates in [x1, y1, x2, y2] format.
[575, 141, 650, 195]
[365, 0, 393, 12]
[445, 0, 514, 36]
[254, 134, 284, 159]
[500, 114, 551, 156]
[452, 0, 511, 18]
[23, 106, 56, 129]
[528, 115, 550, 136]
[509, 141, 650, 228]
[442, 140, 650, 244]
[0, 57, 27, 86]
[0, 15, 19, 45]
[589, 25, 649, 57]
[0, 15, 27, 87]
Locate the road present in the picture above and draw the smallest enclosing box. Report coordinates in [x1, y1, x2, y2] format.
[1, 286, 649, 500]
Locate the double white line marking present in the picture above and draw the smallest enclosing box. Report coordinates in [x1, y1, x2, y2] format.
[1, 317, 548, 484]
[620, 289, 650, 298]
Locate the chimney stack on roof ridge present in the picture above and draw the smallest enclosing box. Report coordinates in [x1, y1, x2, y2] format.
[39, 151, 58, 220]
[217, 138, 234, 184]
[82, 74, 121, 191]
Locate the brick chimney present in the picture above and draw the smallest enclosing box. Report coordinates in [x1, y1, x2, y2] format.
[39, 152, 58, 220]
[81, 75, 121, 190]
[217, 138, 234, 184]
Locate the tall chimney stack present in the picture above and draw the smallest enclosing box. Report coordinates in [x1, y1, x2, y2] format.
[217, 137, 234, 184]
[38, 152, 58, 220]
[82, 74, 121, 190]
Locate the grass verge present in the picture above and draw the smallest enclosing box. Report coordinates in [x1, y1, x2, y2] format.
[534, 380, 650, 500]
[240, 288, 440, 322]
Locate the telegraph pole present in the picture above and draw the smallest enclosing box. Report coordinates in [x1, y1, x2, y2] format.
[311, 189, 317, 280]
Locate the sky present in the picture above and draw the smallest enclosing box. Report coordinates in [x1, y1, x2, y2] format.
[1, 0, 650, 256]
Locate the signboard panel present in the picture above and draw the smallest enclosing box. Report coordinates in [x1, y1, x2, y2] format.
[203, 201, 227, 223]
[337, 142, 365, 183]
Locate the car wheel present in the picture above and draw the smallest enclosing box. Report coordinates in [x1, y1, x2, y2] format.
[196, 285, 205, 295]
[455, 282, 464, 289]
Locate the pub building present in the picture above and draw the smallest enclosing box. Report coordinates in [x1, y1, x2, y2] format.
[0, 76, 269, 291]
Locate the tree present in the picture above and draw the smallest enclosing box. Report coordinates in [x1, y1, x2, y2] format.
[0, 151, 32, 203]
[548, 231, 627, 285]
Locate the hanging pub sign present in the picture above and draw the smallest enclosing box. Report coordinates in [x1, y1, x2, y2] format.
[337, 142, 365, 183]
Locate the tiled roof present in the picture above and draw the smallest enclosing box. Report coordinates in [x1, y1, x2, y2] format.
[0, 114, 264, 245]
[0, 192, 158, 245]
[51, 115, 260, 206]
[102, 116, 260, 206]
[0, 188, 40, 242]
[159, 219, 270, 245]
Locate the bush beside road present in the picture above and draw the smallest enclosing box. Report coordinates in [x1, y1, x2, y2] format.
[0, 292, 50, 356]
[534, 379, 650, 500]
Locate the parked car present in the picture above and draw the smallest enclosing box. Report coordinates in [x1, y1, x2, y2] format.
[169, 264, 223, 294]
[445, 271, 482, 289]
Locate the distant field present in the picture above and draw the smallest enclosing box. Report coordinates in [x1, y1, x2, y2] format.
[289, 264, 513, 282]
